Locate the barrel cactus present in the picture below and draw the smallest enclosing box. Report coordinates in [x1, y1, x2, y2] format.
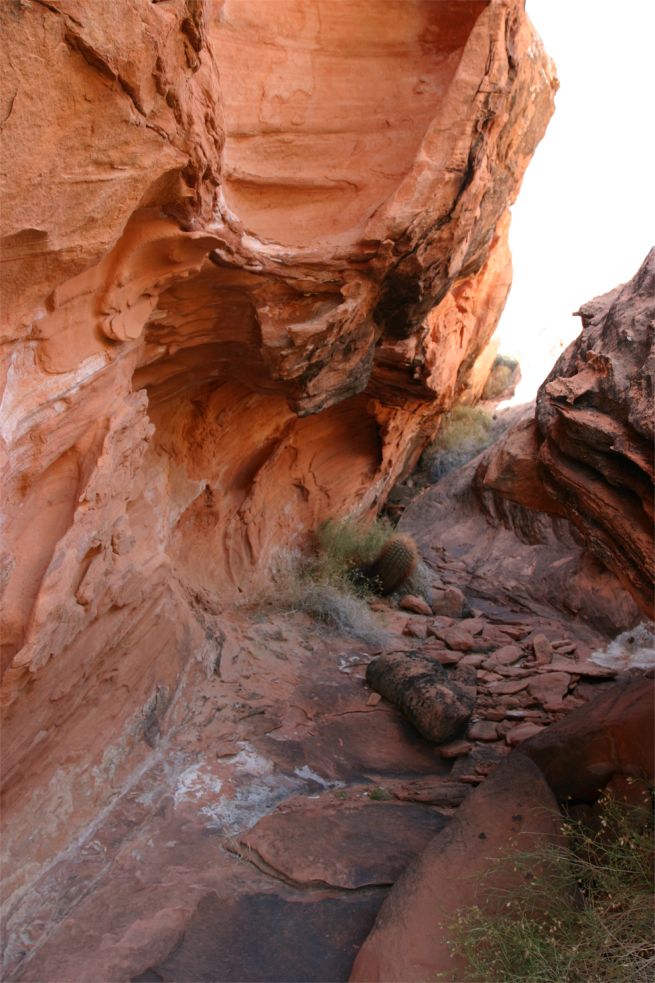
[369, 534, 419, 594]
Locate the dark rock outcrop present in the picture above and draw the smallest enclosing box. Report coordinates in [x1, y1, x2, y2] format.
[366, 652, 476, 744]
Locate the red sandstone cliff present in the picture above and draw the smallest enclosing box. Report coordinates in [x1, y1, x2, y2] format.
[477, 249, 655, 618]
[0, 0, 555, 918]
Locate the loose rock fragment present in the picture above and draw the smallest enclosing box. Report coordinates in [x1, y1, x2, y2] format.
[532, 633, 553, 665]
[366, 651, 476, 744]
[432, 627, 475, 652]
[527, 671, 571, 706]
[505, 721, 546, 745]
[430, 587, 465, 618]
[488, 644, 523, 666]
[399, 595, 432, 617]
[467, 720, 499, 742]
[439, 740, 473, 759]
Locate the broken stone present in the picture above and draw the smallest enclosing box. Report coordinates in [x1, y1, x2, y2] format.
[390, 778, 469, 808]
[458, 654, 485, 668]
[422, 646, 461, 667]
[505, 721, 546, 745]
[479, 709, 506, 722]
[532, 634, 553, 665]
[438, 740, 472, 759]
[477, 671, 502, 683]
[488, 665, 529, 678]
[467, 720, 499, 741]
[399, 595, 433, 617]
[426, 617, 455, 636]
[486, 678, 529, 696]
[552, 640, 576, 654]
[494, 624, 529, 640]
[527, 671, 571, 705]
[547, 658, 616, 679]
[403, 619, 428, 639]
[488, 644, 523, 666]
[430, 587, 465, 619]
[432, 627, 475, 652]
[238, 796, 450, 890]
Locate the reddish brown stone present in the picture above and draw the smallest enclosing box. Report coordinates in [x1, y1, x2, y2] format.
[402, 620, 428, 639]
[432, 627, 475, 652]
[430, 587, 465, 619]
[520, 677, 654, 800]
[238, 795, 449, 889]
[399, 596, 432, 617]
[505, 722, 545, 746]
[351, 756, 562, 982]
[532, 633, 553, 666]
[438, 740, 473, 760]
[489, 644, 523, 666]
[527, 672, 571, 706]
[467, 720, 499, 742]
[486, 678, 529, 696]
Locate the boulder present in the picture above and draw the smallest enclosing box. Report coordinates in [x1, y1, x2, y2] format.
[350, 755, 562, 982]
[366, 652, 476, 744]
[520, 676, 654, 800]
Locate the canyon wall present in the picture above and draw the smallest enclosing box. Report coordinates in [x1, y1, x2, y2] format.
[478, 249, 654, 619]
[0, 0, 556, 912]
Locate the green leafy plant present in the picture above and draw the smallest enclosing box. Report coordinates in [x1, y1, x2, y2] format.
[368, 786, 393, 801]
[449, 787, 654, 982]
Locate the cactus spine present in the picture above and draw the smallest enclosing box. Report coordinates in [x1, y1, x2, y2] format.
[370, 534, 418, 594]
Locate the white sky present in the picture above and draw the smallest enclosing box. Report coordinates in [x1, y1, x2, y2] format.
[496, 0, 655, 401]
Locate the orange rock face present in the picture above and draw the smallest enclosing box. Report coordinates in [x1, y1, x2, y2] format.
[0, 0, 555, 913]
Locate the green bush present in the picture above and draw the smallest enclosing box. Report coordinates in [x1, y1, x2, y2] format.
[449, 787, 655, 982]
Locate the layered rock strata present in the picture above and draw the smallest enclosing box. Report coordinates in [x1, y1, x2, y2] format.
[478, 250, 655, 617]
[0, 0, 555, 918]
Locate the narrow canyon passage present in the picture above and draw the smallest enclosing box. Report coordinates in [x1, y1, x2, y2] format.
[1, 1, 653, 980]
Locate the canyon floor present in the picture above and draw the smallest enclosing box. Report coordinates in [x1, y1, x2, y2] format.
[4, 464, 628, 983]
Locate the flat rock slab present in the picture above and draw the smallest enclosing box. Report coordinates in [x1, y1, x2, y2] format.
[527, 671, 571, 705]
[350, 755, 562, 982]
[238, 797, 449, 889]
[134, 889, 385, 983]
[366, 651, 476, 744]
[488, 644, 523, 666]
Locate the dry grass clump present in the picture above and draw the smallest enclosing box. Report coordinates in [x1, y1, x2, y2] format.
[449, 786, 654, 982]
[422, 405, 495, 482]
[263, 518, 395, 645]
[482, 353, 520, 400]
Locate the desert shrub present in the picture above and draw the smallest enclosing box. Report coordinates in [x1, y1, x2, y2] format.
[482, 353, 520, 400]
[263, 518, 395, 644]
[422, 405, 495, 482]
[449, 787, 655, 982]
[313, 516, 393, 591]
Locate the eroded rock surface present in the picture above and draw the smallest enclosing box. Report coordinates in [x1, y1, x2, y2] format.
[350, 754, 562, 983]
[0, 0, 556, 920]
[478, 249, 655, 617]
